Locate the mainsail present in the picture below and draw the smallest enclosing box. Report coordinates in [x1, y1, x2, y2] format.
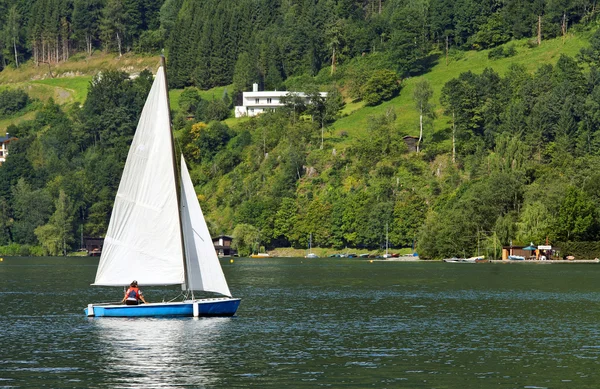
[94, 66, 185, 286]
[180, 157, 232, 297]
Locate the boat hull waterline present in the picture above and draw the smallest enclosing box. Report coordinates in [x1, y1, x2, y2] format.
[85, 298, 241, 317]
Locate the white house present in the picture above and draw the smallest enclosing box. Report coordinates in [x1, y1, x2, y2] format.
[0, 133, 17, 164]
[234, 83, 327, 118]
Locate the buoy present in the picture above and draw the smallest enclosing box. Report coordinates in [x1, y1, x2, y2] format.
[230, 259, 234, 263]
[0, 258, 3, 262]
[370, 260, 373, 263]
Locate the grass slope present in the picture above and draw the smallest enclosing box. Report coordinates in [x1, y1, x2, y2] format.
[333, 33, 590, 144]
[0, 52, 162, 134]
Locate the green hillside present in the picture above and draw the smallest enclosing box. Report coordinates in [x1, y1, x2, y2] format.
[334, 33, 590, 140]
[0, 32, 589, 139]
[1, 24, 600, 258]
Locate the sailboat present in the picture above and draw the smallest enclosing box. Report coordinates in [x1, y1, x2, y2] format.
[305, 233, 318, 258]
[382, 223, 392, 259]
[84, 58, 240, 317]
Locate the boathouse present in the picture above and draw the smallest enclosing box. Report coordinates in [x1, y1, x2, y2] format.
[212, 235, 236, 257]
[84, 237, 104, 256]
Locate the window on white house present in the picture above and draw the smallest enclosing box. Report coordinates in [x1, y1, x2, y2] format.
[267, 98, 272, 104]
[255, 98, 260, 104]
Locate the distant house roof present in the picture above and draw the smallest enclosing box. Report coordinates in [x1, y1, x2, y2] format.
[212, 235, 233, 240]
[0, 134, 17, 144]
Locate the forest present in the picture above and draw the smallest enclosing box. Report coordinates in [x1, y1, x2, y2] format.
[2, 0, 600, 258]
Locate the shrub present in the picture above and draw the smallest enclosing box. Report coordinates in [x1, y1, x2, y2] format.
[557, 241, 600, 259]
[0, 89, 30, 117]
[488, 45, 517, 60]
[488, 46, 505, 60]
[505, 45, 517, 57]
[362, 69, 400, 106]
[0, 243, 44, 256]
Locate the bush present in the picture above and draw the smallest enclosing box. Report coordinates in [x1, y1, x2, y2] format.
[556, 241, 600, 259]
[0, 243, 43, 256]
[488, 45, 517, 60]
[505, 45, 517, 57]
[0, 89, 30, 117]
[205, 99, 230, 121]
[488, 46, 505, 60]
[341, 52, 395, 100]
[362, 69, 400, 106]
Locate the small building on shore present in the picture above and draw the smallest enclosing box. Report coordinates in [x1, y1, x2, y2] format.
[502, 244, 559, 260]
[212, 235, 236, 257]
[84, 237, 104, 256]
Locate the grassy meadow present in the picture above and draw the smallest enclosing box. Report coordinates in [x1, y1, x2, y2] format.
[333, 32, 591, 146]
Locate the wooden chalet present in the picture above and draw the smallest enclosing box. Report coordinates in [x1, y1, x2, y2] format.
[84, 237, 104, 256]
[212, 235, 236, 257]
[402, 135, 419, 153]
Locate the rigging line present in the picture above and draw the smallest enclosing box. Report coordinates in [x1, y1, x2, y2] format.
[192, 228, 205, 242]
[166, 291, 186, 303]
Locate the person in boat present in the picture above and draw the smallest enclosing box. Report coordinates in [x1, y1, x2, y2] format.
[121, 280, 148, 305]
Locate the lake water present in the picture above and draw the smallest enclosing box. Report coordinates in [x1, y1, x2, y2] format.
[1, 257, 600, 388]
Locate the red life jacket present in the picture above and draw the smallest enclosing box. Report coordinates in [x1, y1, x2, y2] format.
[126, 287, 140, 301]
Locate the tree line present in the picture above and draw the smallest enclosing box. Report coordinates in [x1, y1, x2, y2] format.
[2, 0, 598, 85]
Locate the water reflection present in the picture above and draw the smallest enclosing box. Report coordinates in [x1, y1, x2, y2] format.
[93, 318, 231, 388]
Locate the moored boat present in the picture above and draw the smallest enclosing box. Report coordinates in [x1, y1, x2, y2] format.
[443, 256, 485, 263]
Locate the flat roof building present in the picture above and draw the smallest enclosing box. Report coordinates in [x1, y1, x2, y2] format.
[234, 83, 327, 118]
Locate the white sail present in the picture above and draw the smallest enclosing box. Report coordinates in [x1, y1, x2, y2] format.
[180, 157, 232, 297]
[94, 66, 185, 286]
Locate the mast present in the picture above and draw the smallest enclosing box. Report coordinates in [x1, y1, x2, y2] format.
[161, 55, 190, 293]
[385, 223, 389, 256]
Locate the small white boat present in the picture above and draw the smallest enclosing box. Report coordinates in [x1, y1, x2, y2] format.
[305, 233, 319, 258]
[250, 253, 270, 258]
[508, 255, 525, 261]
[443, 256, 485, 263]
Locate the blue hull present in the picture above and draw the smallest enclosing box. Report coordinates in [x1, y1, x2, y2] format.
[85, 298, 240, 318]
